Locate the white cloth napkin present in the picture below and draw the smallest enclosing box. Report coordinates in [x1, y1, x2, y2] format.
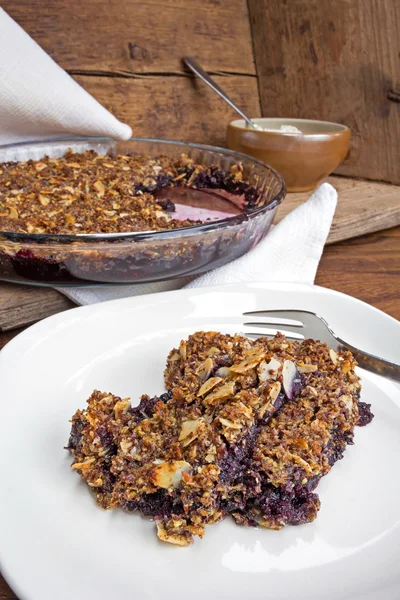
[0, 8, 132, 144]
[59, 183, 337, 305]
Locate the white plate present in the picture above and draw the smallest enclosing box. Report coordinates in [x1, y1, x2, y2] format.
[1, 282, 399, 600]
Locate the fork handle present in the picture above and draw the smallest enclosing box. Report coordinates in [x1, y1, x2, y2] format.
[337, 338, 400, 383]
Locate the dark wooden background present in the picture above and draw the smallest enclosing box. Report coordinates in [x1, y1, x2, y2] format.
[0, 1, 399, 598]
[2, 0, 399, 182]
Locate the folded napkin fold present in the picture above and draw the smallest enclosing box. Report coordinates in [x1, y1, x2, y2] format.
[59, 183, 337, 305]
[0, 9, 337, 303]
[0, 8, 132, 144]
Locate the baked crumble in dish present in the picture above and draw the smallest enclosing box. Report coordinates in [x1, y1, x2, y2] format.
[0, 150, 261, 235]
[66, 332, 373, 546]
[0, 140, 285, 285]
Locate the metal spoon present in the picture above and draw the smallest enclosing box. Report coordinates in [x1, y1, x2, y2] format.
[183, 56, 262, 131]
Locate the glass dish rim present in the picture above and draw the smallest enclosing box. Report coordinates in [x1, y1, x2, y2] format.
[0, 136, 286, 244]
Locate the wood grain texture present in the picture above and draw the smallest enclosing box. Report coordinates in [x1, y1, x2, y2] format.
[0, 576, 17, 600]
[275, 176, 400, 244]
[248, 0, 400, 184]
[2, 0, 256, 76]
[0, 283, 74, 332]
[72, 74, 261, 146]
[316, 226, 400, 319]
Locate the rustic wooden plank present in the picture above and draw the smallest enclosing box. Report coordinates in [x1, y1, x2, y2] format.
[0, 283, 74, 331]
[2, 0, 256, 76]
[275, 176, 400, 244]
[0, 575, 17, 600]
[248, 0, 400, 184]
[316, 226, 400, 320]
[73, 74, 262, 147]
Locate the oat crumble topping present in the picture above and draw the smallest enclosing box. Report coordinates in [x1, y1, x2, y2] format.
[0, 150, 258, 235]
[66, 332, 373, 546]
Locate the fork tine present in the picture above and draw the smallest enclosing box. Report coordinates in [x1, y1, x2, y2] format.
[242, 309, 308, 325]
[243, 323, 305, 338]
[244, 331, 303, 340]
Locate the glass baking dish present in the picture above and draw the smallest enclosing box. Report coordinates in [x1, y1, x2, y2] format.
[0, 137, 286, 286]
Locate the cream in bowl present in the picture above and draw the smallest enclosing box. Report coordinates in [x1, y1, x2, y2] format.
[227, 118, 350, 192]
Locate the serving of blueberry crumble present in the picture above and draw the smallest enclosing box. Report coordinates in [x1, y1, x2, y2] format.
[66, 332, 373, 546]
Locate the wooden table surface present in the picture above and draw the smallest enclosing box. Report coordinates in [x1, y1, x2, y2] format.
[0, 225, 399, 599]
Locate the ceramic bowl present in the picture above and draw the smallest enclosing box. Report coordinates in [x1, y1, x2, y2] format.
[226, 118, 350, 192]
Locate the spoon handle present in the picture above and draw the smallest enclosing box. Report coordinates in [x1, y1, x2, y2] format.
[183, 56, 257, 130]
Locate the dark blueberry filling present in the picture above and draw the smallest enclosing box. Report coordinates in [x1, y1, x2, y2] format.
[219, 424, 260, 484]
[324, 425, 354, 467]
[191, 167, 260, 211]
[156, 198, 176, 213]
[122, 490, 184, 520]
[65, 418, 86, 451]
[129, 390, 173, 423]
[357, 401, 374, 426]
[132, 167, 260, 212]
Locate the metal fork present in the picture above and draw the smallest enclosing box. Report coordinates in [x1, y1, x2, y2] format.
[243, 309, 400, 383]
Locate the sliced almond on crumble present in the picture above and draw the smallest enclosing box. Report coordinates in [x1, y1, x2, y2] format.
[196, 357, 213, 381]
[258, 381, 281, 418]
[297, 363, 318, 373]
[269, 380, 282, 401]
[219, 417, 243, 430]
[93, 180, 105, 196]
[203, 381, 235, 404]
[8, 206, 18, 219]
[39, 194, 50, 207]
[151, 460, 191, 489]
[339, 394, 353, 412]
[258, 357, 281, 382]
[207, 347, 221, 357]
[120, 439, 133, 454]
[215, 366, 233, 378]
[156, 522, 193, 546]
[305, 385, 318, 396]
[179, 419, 203, 444]
[71, 457, 95, 471]
[197, 376, 222, 397]
[329, 349, 338, 365]
[229, 349, 265, 373]
[282, 360, 302, 400]
[179, 340, 187, 360]
[65, 213, 75, 226]
[114, 398, 131, 418]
